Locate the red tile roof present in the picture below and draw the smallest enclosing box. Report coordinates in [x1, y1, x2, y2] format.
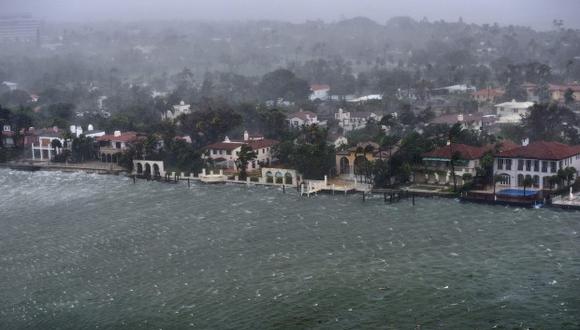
[549, 84, 580, 92]
[423, 144, 489, 160]
[96, 131, 142, 143]
[496, 141, 580, 160]
[310, 84, 330, 91]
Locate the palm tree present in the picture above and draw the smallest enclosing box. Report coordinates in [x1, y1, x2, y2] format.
[448, 123, 464, 192]
[235, 145, 257, 180]
[565, 167, 576, 187]
[522, 176, 534, 197]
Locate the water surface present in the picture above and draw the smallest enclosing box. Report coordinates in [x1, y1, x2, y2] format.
[0, 169, 579, 329]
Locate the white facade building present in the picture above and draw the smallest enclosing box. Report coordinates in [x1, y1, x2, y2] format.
[204, 131, 278, 172]
[162, 101, 192, 121]
[334, 108, 382, 132]
[495, 100, 534, 124]
[288, 111, 322, 127]
[309, 84, 330, 101]
[494, 141, 580, 190]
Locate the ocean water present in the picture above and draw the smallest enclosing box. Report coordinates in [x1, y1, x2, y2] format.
[0, 169, 579, 329]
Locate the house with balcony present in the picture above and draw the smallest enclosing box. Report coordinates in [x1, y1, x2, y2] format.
[162, 100, 192, 121]
[96, 131, 145, 163]
[420, 141, 519, 185]
[494, 141, 580, 190]
[30, 127, 67, 161]
[203, 131, 278, 172]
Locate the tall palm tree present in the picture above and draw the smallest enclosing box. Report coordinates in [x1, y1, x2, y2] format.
[235, 145, 257, 180]
[448, 123, 464, 192]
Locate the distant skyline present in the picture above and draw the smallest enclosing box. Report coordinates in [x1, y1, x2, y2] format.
[1, 0, 580, 30]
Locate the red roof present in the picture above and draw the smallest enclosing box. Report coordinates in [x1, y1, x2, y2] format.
[96, 131, 142, 143]
[496, 141, 580, 160]
[549, 84, 580, 92]
[423, 144, 489, 160]
[310, 84, 330, 91]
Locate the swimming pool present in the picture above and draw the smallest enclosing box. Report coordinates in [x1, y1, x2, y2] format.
[497, 188, 538, 197]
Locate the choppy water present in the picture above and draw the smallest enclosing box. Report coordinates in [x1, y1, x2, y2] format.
[0, 169, 579, 329]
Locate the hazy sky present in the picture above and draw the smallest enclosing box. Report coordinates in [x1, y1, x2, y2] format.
[2, 0, 580, 30]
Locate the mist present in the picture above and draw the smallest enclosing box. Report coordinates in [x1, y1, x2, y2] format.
[3, 0, 580, 30]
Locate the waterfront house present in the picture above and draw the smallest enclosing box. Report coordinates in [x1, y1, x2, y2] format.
[335, 141, 392, 179]
[494, 100, 534, 124]
[30, 127, 67, 161]
[420, 141, 519, 185]
[96, 131, 144, 163]
[203, 131, 278, 172]
[549, 84, 580, 103]
[494, 141, 580, 190]
[471, 88, 505, 103]
[288, 111, 323, 128]
[1, 124, 16, 148]
[309, 84, 330, 101]
[334, 108, 383, 132]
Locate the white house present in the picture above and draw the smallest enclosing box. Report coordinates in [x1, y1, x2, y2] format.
[162, 101, 192, 121]
[334, 108, 383, 132]
[309, 84, 330, 101]
[495, 100, 534, 124]
[203, 131, 278, 172]
[327, 133, 348, 149]
[31, 128, 67, 161]
[288, 111, 323, 127]
[69, 124, 105, 138]
[494, 141, 580, 190]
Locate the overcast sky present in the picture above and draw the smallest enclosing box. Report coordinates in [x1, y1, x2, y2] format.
[2, 0, 579, 30]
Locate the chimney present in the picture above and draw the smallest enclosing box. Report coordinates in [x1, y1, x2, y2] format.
[114, 130, 121, 137]
[243, 130, 249, 141]
[457, 114, 464, 122]
[70, 125, 76, 134]
[521, 138, 529, 146]
[88, 124, 94, 131]
[224, 136, 230, 143]
[53, 126, 58, 132]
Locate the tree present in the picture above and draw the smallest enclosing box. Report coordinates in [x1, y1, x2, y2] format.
[522, 176, 534, 196]
[258, 69, 310, 103]
[564, 88, 575, 105]
[235, 144, 257, 180]
[448, 123, 464, 192]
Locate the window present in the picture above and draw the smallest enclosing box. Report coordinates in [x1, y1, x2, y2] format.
[550, 161, 557, 173]
[226, 150, 231, 155]
[559, 161, 563, 169]
[497, 159, 504, 170]
[526, 160, 531, 171]
[505, 159, 512, 170]
[542, 161, 548, 173]
[517, 159, 524, 171]
[534, 160, 539, 172]
[115, 142, 121, 149]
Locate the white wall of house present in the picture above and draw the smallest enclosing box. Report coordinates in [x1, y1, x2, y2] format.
[494, 155, 580, 189]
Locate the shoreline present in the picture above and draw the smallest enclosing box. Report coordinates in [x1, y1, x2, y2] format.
[1, 162, 579, 211]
